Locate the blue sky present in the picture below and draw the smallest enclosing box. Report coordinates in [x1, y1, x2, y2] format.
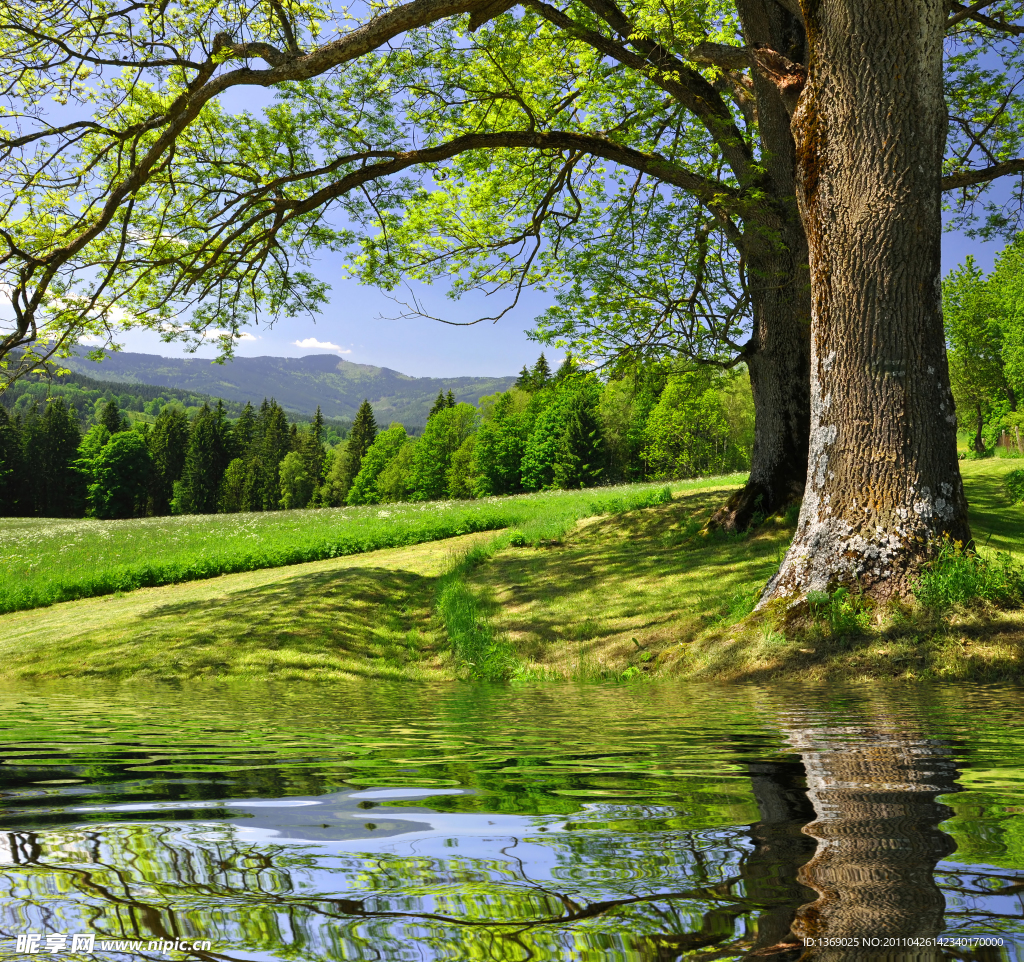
[113, 225, 1004, 379]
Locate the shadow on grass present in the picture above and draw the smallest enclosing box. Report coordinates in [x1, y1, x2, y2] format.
[19, 564, 448, 682]
[469, 487, 792, 675]
[684, 600, 1024, 685]
[961, 460, 1024, 554]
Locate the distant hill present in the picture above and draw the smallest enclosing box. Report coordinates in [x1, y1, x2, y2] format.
[61, 350, 517, 427]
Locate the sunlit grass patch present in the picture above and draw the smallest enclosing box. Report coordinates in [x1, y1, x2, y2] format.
[465, 479, 791, 681]
[0, 479, 704, 615]
[0, 535, 485, 682]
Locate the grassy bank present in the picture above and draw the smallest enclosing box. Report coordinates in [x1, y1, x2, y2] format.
[464, 458, 1024, 683]
[0, 534, 492, 682]
[0, 477, 731, 682]
[1, 462, 1019, 684]
[0, 480, 692, 615]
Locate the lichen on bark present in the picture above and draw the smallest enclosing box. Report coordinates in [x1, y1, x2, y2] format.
[761, 0, 970, 605]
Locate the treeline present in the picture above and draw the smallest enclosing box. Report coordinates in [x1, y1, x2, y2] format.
[944, 238, 1024, 455]
[0, 355, 753, 519]
[0, 398, 335, 518]
[2, 367, 349, 444]
[335, 355, 753, 507]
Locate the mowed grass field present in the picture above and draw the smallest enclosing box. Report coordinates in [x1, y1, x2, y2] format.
[0, 461, 1020, 684]
[0, 481, 690, 614]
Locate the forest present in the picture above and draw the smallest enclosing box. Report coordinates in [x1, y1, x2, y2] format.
[0, 352, 753, 519]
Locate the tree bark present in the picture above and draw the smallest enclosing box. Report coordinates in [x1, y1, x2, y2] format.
[762, 0, 970, 603]
[974, 402, 986, 454]
[711, 0, 812, 532]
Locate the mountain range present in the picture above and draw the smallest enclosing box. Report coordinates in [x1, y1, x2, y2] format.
[62, 350, 517, 426]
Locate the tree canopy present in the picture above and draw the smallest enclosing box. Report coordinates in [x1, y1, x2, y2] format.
[2, 0, 1022, 379]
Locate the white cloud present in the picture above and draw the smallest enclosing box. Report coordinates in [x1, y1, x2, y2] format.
[293, 337, 351, 354]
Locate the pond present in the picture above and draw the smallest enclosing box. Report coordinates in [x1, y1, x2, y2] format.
[0, 681, 1020, 960]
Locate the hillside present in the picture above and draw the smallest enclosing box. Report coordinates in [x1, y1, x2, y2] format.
[62, 350, 516, 425]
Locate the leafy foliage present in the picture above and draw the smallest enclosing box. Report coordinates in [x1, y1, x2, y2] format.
[1005, 468, 1024, 503]
[88, 433, 152, 519]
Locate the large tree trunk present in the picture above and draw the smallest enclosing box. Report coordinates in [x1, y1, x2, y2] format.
[712, 0, 812, 532]
[762, 0, 970, 603]
[974, 402, 986, 454]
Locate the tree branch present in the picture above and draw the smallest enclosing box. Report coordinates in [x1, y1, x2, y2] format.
[946, 0, 1024, 34]
[942, 158, 1024, 190]
[526, 0, 756, 185]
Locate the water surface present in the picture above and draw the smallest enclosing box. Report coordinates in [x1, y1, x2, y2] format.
[0, 682, 1020, 960]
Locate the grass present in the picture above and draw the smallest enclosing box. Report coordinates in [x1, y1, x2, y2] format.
[0, 478, 718, 682]
[457, 458, 1024, 684]
[0, 534, 489, 682]
[2, 462, 1021, 685]
[0, 481, 685, 615]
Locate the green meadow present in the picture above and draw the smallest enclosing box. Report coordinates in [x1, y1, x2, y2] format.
[0, 461, 1020, 685]
[0, 479, 707, 615]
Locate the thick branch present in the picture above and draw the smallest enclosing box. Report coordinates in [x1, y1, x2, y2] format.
[942, 158, 1024, 190]
[528, 0, 757, 185]
[243, 130, 749, 246]
[7, 0, 529, 339]
[946, 0, 1024, 34]
[688, 41, 751, 70]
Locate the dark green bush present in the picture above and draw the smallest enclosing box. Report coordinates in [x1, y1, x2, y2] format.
[1005, 469, 1024, 505]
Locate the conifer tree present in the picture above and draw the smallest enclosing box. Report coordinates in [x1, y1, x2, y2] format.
[19, 403, 46, 514]
[531, 353, 552, 389]
[0, 408, 24, 516]
[242, 399, 291, 511]
[303, 406, 326, 484]
[514, 365, 532, 390]
[41, 398, 84, 516]
[148, 406, 190, 515]
[174, 403, 232, 513]
[445, 389, 456, 408]
[233, 402, 257, 459]
[553, 389, 604, 489]
[428, 390, 447, 419]
[99, 399, 128, 435]
[338, 400, 377, 499]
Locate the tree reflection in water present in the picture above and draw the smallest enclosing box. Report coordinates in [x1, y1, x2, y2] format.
[0, 716, 1019, 960]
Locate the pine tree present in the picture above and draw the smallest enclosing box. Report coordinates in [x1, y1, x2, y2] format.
[242, 398, 291, 511]
[41, 398, 84, 516]
[174, 404, 232, 513]
[303, 406, 326, 485]
[99, 399, 128, 435]
[553, 388, 604, 489]
[19, 403, 46, 514]
[531, 353, 552, 388]
[445, 389, 456, 408]
[514, 365, 532, 389]
[0, 408, 25, 516]
[428, 390, 447, 419]
[147, 406, 190, 515]
[338, 400, 377, 499]
[233, 402, 257, 459]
